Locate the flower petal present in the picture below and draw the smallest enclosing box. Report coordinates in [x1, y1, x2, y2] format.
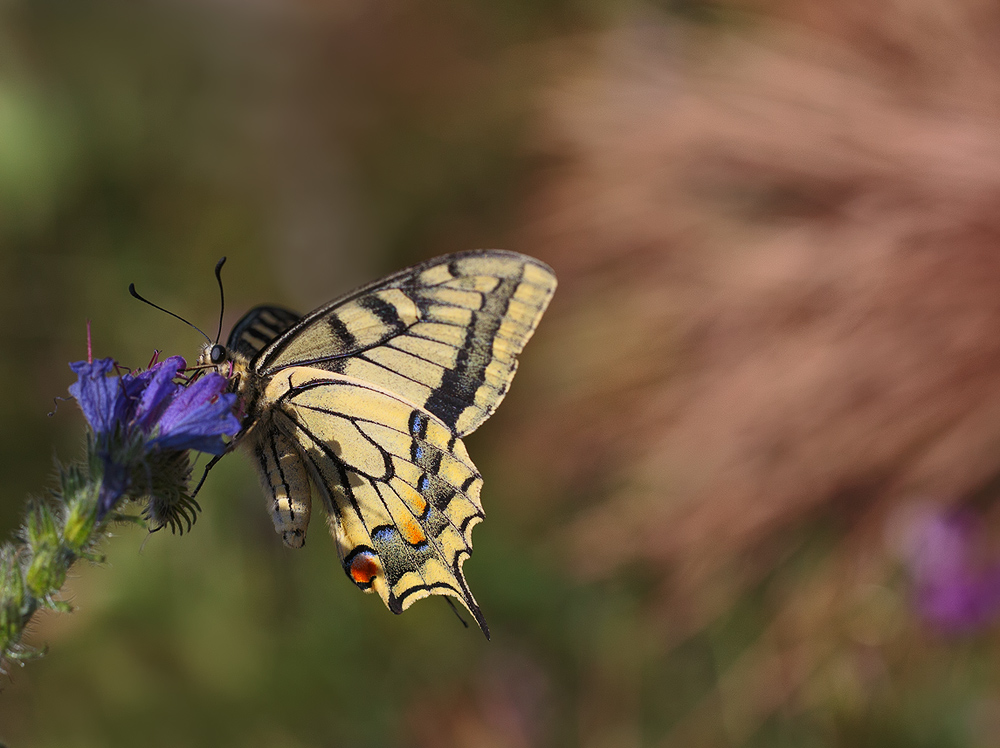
[68, 359, 120, 435]
[151, 372, 240, 454]
[132, 356, 186, 432]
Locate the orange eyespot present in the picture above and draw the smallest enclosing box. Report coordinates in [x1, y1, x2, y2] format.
[401, 519, 426, 546]
[349, 553, 380, 585]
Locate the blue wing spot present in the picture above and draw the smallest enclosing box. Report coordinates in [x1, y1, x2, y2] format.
[409, 411, 428, 438]
[418, 473, 430, 492]
[372, 526, 396, 542]
[412, 444, 425, 462]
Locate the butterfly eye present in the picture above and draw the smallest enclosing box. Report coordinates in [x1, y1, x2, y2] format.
[209, 344, 227, 365]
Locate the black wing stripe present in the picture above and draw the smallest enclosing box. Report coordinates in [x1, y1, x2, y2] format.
[396, 581, 464, 607]
[357, 294, 406, 330]
[327, 314, 357, 351]
[421, 276, 519, 431]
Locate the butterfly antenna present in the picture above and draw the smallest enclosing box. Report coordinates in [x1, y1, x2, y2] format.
[213, 256, 227, 344]
[128, 283, 212, 344]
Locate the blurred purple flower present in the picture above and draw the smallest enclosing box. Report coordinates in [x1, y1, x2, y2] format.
[906, 510, 1000, 632]
[68, 356, 240, 517]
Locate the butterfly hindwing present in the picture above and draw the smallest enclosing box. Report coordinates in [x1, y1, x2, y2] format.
[253, 250, 557, 437]
[261, 366, 488, 633]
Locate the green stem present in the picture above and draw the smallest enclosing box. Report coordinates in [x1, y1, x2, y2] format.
[0, 457, 114, 668]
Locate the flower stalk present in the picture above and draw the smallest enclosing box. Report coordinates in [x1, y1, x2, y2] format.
[0, 355, 240, 669]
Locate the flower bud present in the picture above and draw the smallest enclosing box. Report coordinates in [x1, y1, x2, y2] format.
[26, 500, 59, 554]
[26, 547, 66, 599]
[63, 483, 99, 552]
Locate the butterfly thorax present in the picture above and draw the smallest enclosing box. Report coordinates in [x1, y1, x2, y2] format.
[197, 343, 262, 436]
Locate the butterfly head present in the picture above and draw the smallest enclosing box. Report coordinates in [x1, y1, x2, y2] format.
[197, 341, 227, 370]
[197, 342, 250, 388]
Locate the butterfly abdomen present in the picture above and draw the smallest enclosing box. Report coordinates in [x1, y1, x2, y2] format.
[252, 429, 313, 548]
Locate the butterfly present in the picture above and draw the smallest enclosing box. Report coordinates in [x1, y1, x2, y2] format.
[198, 250, 556, 638]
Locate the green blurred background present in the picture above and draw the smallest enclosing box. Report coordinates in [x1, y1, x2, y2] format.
[5, 0, 1000, 746]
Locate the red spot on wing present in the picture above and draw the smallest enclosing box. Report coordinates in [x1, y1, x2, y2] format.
[349, 553, 380, 585]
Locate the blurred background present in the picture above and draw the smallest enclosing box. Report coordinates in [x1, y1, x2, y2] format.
[4, 0, 1000, 745]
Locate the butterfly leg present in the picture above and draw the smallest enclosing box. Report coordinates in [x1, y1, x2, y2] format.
[191, 452, 226, 499]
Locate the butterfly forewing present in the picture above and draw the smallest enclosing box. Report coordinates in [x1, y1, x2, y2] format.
[253, 251, 557, 437]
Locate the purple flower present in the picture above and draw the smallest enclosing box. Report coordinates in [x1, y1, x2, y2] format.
[905, 510, 1000, 632]
[150, 371, 242, 453]
[68, 356, 240, 518]
[70, 356, 239, 455]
